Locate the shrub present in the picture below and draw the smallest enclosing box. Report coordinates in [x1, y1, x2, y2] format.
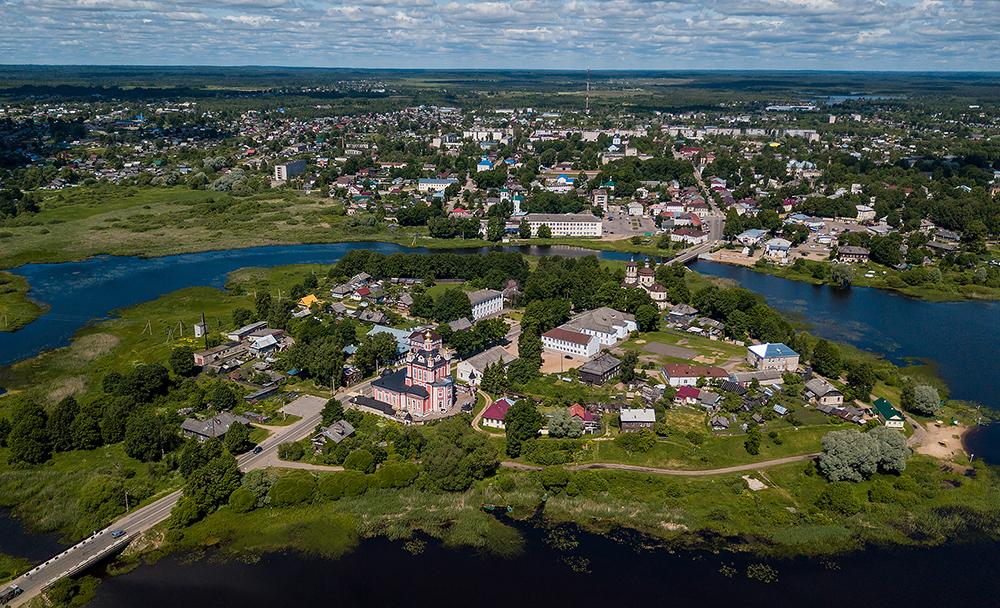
[573, 471, 610, 495]
[814, 482, 862, 516]
[318, 471, 371, 501]
[539, 467, 570, 493]
[343, 449, 376, 474]
[521, 438, 580, 465]
[228, 487, 257, 513]
[268, 472, 317, 507]
[375, 462, 420, 489]
[277, 441, 305, 461]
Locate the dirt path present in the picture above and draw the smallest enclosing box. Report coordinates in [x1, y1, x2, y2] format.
[501, 453, 819, 477]
[905, 414, 967, 460]
[471, 389, 505, 436]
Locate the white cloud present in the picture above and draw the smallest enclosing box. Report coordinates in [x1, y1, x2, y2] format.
[0, 0, 996, 68]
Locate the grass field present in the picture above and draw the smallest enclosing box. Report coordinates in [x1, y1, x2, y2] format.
[0, 271, 46, 332]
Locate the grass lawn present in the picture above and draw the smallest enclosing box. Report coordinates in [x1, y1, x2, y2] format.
[622, 328, 748, 368]
[0, 271, 46, 332]
[0, 553, 31, 585]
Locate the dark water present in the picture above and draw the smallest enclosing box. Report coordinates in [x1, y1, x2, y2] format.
[689, 260, 1000, 413]
[87, 523, 1000, 608]
[1, 242, 623, 367]
[0, 507, 66, 561]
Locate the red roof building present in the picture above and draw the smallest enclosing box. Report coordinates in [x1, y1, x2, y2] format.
[481, 397, 514, 429]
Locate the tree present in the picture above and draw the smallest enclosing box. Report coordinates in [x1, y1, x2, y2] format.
[321, 398, 345, 425]
[184, 453, 243, 517]
[223, 422, 251, 454]
[232, 308, 253, 327]
[634, 304, 660, 332]
[548, 409, 583, 438]
[505, 400, 544, 458]
[845, 362, 876, 401]
[480, 362, 508, 396]
[518, 218, 531, 239]
[830, 264, 854, 289]
[486, 216, 505, 242]
[536, 224, 552, 239]
[354, 332, 399, 376]
[7, 401, 51, 465]
[208, 383, 238, 410]
[70, 402, 104, 449]
[432, 288, 473, 323]
[619, 349, 639, 384]
[255, 291, 273, 320]
[744, 425, 761, 455]
[811, 340, 842, 378]
[47, 396, 79, 452]
[517, 327, 543, 370]
[343, 449, 376, 474]
[123, 411, 175, 462]
[909, 384, 941, 416]
[818, 428, 910, 482]
[170, 346, 196, 377]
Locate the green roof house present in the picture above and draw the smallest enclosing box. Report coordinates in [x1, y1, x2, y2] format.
[873, 398, 905, 429]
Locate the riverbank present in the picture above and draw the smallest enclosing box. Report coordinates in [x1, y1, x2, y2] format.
[700, 250, 1000, 302]
[0, 271, 46, 333]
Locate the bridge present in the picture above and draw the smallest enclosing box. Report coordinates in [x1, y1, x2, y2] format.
[6, 393, 331, 607]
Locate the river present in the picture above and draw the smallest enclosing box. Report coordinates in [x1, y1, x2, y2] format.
[86, 521, 1000, 608]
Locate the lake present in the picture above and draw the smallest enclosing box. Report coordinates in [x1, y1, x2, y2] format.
[86, 520, 1000, 608]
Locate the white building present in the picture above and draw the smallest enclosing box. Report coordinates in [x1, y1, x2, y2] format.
[524, 213, 603, 237]
[467, 289, 503, 321]
[541, 327, 600, 358]
[274, 159, 306, 181]
[764, 238, 792, 259]
[855, 204, 876, 222]
[746, 343, 800, 372]
[562, 307, 636, 346]
[417, 178, 458, 193]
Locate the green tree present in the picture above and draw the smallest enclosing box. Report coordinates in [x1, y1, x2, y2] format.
[744, 424, 762, 455]
[354, 332, 399, 376]
[486, 215, 505, 242]
[619, 349, 639, 384]
[480, 362, 509, 395]
[634, 304, 660, 332]
[909, 384, 941, 415]
[48, 396, 80, 452]
[818, 428, 909, 482]
[232, 308, 252, 327]
[169, 346, 196, 377]
[223, 422, 251, 454]
[208, 383, 238, 410]
[536, 224, 552, 239]
[845, 363, 876, 400]
[7, 401, 51, 465]
[321, 398, 345, 425]
[343, 449, 376, 474]
[548, 409, 583, 438]
[123, 411, 175, 462]
[830, 264, 854, 289]
[811, 340, 842, 378]
[518, 218, 531, 239]
[70, 400, 104, 451]
[184, 453, 243, 517]
[505, 400, 544, 458]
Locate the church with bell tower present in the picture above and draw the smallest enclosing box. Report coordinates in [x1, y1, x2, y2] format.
[624, 257, 670, 311]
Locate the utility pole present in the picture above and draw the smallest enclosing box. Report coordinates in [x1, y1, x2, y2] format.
[585, 68, 591, 115]
[202, 312, 209, 349]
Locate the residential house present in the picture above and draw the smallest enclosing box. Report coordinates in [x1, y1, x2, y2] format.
[662, 363, 728, 387]
[577, 352, 622, 385]
[312, 420, 356, 447]
[481, 397, 514, 429]
[674, 385, 701, 405]
[619, 408, 656, 432]
[568, 403, 600, 434]
[837, 246, 870, 263]
[873, 398, 905, 429]
[181, 412, 249, 442]
[804, 377, 844, 406]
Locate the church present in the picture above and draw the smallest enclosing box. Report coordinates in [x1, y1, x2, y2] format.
[370, 331, 455, 418]
[623, 258, 670, 310]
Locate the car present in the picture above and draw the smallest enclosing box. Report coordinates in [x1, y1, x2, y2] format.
[252, 445, 264, 454]
[110, 529, 126, 539]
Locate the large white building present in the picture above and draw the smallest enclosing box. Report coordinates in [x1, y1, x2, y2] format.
[467, 289, 503, 321]
[541, 327, 600, 358]
[456, 345, 513, 386]
[747, 343, 800, 372]
[417, 178, 458, 193]
[563, 307, 636, 345]
[524, 213, 603, 238]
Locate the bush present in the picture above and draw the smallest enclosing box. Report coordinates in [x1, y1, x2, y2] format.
[228, 487, 257, 513]
[317, 471, 371, 501]
[277, 441, 305, 461]
[521, 438, 580, 465]
[573, 471, 610, 495]
[268, 472, 317, 507]
[375, 462, 420, 489]
[614, 429, 656, 453]
[814, 482, 862, 516]
[538, 467, 570, 493]
[343, 449, 376, 474]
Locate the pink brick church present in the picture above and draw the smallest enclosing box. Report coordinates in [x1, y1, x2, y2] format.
[370, 331, 455, 417]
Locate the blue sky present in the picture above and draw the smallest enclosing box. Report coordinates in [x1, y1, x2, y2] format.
[1, 0, 997, 70]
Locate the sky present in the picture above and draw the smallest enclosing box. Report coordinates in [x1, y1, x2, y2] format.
[0, 0, 998, 71]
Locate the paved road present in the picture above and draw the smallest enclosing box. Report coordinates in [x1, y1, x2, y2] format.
[7, 394, 330, 607]
[501, 453, 819, 476]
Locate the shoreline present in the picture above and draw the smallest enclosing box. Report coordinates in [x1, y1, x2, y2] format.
[699, 250, 1000, 303]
